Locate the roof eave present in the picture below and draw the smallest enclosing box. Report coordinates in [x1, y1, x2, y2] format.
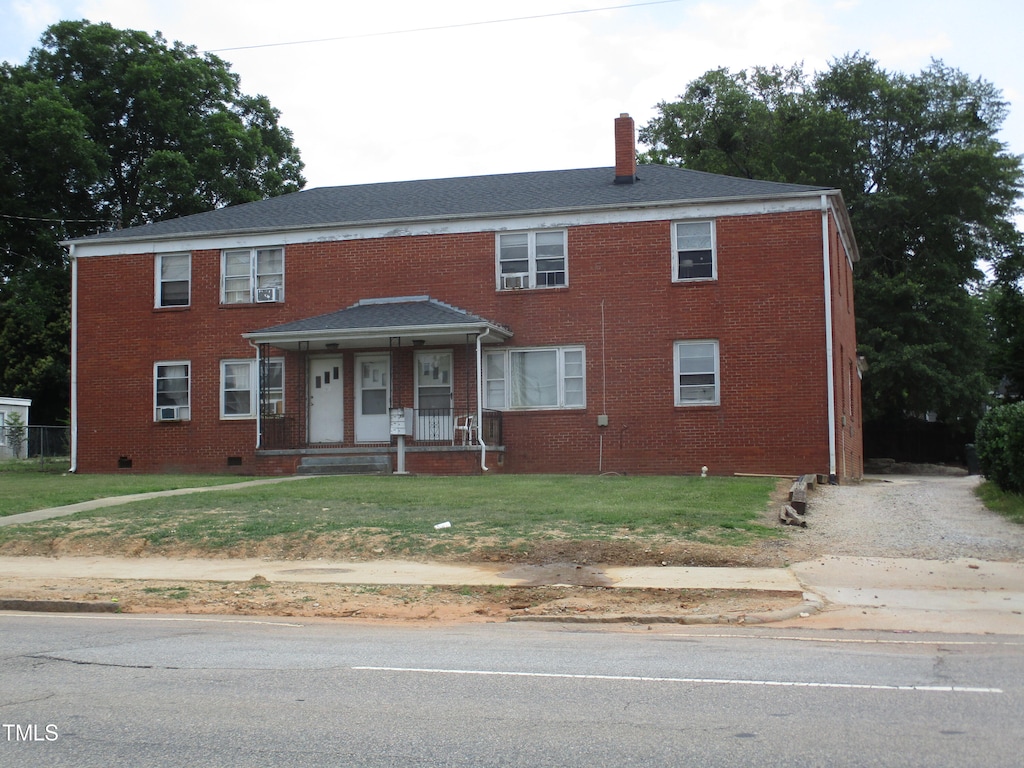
[242, 321, 512, 351]
[63, 188, 839, 251]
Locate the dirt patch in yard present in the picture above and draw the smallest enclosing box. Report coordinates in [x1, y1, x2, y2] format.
[0, 575, 801, 624]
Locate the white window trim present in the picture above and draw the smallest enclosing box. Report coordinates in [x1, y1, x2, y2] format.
[155, 253, 191, 308]
[671, 220, 717, 282]
[496, 230, 568, 291]
[154, 361, 191, 421]
[220, 358, 285, 419]
[220, 247, 285, 304]
[485, 346, 585, 410]
[673, 340, 720, 407]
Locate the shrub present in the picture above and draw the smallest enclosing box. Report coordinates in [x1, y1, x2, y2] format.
[3, 412, 26, 459]
[976, 402, 1024, 493]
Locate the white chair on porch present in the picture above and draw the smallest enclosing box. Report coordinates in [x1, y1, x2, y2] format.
[453, 414, 477, 445]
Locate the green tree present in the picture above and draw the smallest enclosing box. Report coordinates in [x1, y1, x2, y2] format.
[640, 55, 1024, 428]
[985, 224, 1024, 402]
[26, 20, 305, 227]
[0, 20, 305, 423]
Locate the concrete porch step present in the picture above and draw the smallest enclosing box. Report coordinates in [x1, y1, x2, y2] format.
[296, 455, 391, 475]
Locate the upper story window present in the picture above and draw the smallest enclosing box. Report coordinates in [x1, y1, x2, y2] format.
[484, 346, 585, 410]
[154, 361, 191, 421]
[672, 220, 716, 281]
[674, 340, 719, 406]
[221, 358, 284, 418]
[222, 247, 284, 304]
[156, 253, 190, 307]
[497, 230, 567, 290]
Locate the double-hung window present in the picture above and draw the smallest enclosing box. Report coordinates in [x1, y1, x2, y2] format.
[222, 247, 284, 304]
[673, 220, 716, 281]
[221, 358, 284, 418]
[497, 230, 567, 290]
[155, 362, 191, 421]
[674, 341, 719, 406]
[485, 347, 585, 409]
[156, 253, 190, 307]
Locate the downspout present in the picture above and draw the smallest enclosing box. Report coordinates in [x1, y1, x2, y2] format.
[69, 247, 79, 472]
[821, 195, 838, 483]
[476, 327, 492, 471]
[248, 341, 261, 449]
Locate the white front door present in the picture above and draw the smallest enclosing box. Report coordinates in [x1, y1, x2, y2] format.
[355, 354, 390, 442]
[308, 356, 344, 443]
[415, 351, 452, 440]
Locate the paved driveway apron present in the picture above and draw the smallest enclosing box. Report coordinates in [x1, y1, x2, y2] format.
[777, 475, 1024, 634]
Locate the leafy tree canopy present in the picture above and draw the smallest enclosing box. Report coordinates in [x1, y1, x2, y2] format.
[0, 20, 306, 423]
[640, 54, 1024, 425]
[25, 20, 305, 227]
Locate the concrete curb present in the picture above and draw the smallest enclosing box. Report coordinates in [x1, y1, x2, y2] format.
[0, 598, 121, 613]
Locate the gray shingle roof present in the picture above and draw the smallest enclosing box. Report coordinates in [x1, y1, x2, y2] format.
[69, 164, 831, 245]
[242, 297, 512, 350]
[248, 296, 501, 336]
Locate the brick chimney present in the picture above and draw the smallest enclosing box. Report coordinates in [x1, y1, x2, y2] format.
[614, 113, 636, 184]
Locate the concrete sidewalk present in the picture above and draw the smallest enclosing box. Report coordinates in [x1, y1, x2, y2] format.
[0, 554, 804, 592]
[773, 555, 1024, 634]
[0, 476, 313, 528]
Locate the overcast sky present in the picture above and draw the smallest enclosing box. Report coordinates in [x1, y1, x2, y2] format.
[2, 0, 1023, 195]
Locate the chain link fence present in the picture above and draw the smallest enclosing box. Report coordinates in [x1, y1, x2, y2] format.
[0, 425, 71, 472]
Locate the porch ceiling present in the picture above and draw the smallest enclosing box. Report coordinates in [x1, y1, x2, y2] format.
[242, 295, 512, 352]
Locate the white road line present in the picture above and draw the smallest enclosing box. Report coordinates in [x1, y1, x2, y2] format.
[663, 632, 1024, 646]
[352, 667, 1003, 693]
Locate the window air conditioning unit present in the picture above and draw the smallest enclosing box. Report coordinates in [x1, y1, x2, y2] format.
[157, 406, 181, 421]
[502, 275, 527, 290]
[256, 286, 281, 303]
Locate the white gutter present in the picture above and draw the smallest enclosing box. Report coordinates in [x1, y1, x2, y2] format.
[249, 341, 262, 449]
[242, 322, 510, 350]
[821, 195, 838, 482]
[69, 247, 79, 473]
[476, 327, 492, 471]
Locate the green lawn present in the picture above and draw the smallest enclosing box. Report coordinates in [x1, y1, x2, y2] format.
[0, 474, 782, 558]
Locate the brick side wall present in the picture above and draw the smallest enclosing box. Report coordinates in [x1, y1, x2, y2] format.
[828, 211, 864, 481]
[75, 208, 857, 478]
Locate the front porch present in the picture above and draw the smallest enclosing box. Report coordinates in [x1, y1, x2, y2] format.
[255, 407, 505, 475]
[243, 296, 512, 475]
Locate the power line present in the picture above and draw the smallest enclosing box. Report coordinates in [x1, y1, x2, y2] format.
[204, 0, 684, 53]
[0, 212, 114, 225]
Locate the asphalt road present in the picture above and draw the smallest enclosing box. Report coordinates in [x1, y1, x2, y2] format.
[2, 614, 1022, 767]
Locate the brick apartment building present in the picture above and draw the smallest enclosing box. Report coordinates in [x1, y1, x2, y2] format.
[65, 114, 863, 479]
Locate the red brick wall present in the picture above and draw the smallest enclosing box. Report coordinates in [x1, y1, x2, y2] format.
[486, 212, 836, 477]
[828, 211, 864, 481]
[75, 208, 858, 478]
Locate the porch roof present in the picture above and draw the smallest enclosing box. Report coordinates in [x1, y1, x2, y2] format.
[242, 296, 512, 351]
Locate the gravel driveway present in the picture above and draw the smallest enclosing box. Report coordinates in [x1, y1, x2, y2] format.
[800, 475, 1024, 562]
